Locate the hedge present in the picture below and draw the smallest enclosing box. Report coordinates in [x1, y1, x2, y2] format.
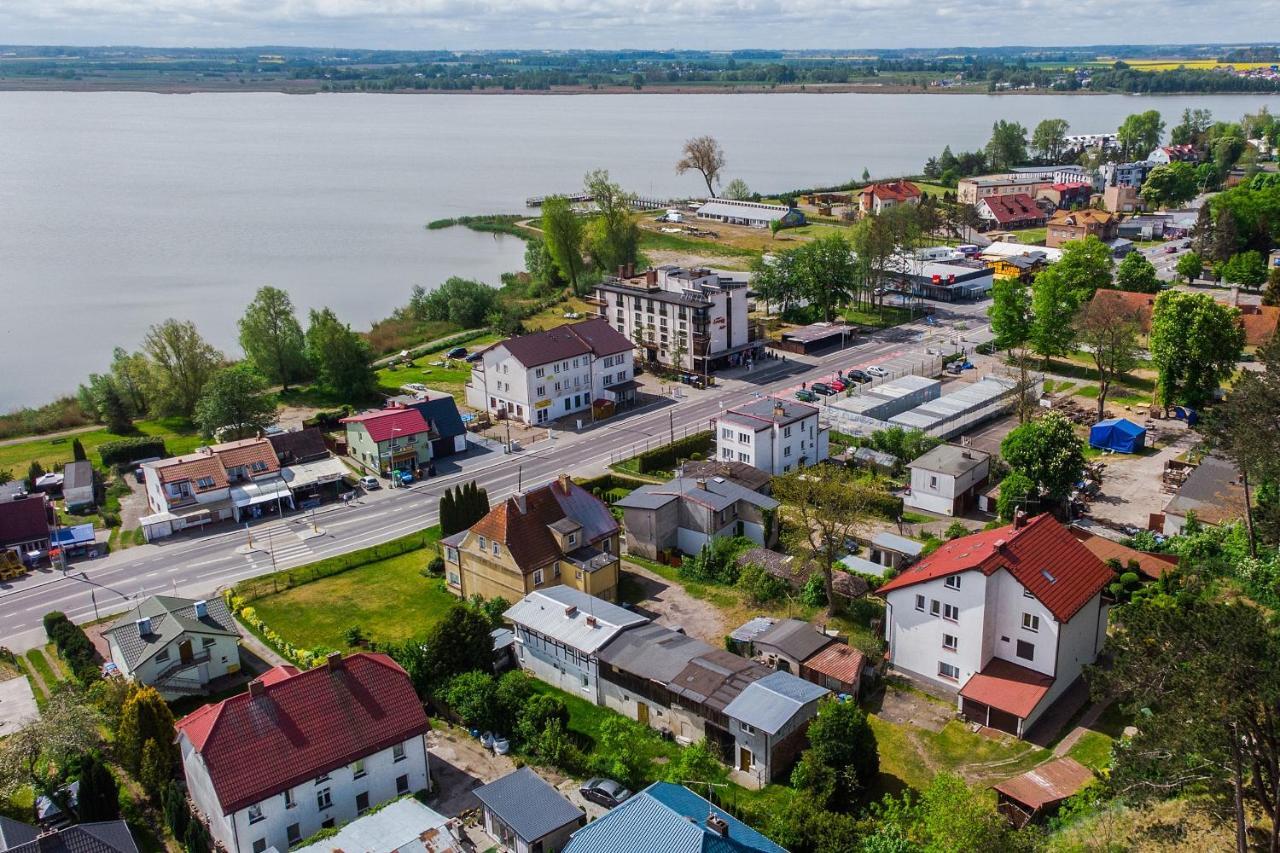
[633, 430, 714, 474]
[575, 472, 652, 498]
[43, 611, 100, 685]
[98, 437, 167, 467]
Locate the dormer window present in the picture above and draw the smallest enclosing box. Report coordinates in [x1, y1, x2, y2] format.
[568, 532, 577, 546]
[250, 460, 267, 472]
[195, 477, 215, 489]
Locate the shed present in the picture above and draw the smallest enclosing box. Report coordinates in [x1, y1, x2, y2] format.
[800, 643, 866, 697]
[994, 757, 1094, 828]
[1088, 418, 1146, 454]
[62, 461, 97, 513]
[472, 767, 585, 853]
[752, 618, 835, 674]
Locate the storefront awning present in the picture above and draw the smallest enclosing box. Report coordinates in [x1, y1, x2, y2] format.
[282, 457, 350, 491]
[230, 477, 292, 508]
[52, 524, 96, 548]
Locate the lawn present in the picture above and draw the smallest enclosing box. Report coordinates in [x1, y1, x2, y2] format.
[1067, 730, 1115, 771]
[376, 358, 476, 400]
[248, 531, 455, 651]
[1011, 227, 1048, 246]
[842, 304, 916, 329]
[868, 716, 1052, 794]
[0, 417, 202, 476]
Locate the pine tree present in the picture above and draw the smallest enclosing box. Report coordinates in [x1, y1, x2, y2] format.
[71, 438, 87, 463]
[139, 738, 173, 801]
[184, 816, 211, 853]
[439, 488, 455, 536]
[163, 780, 190, 840]
[77, 753, 120, 822]
[101, 384, 133, 434]
[26, 461, 44, 490]
[116, 685, 177, 776]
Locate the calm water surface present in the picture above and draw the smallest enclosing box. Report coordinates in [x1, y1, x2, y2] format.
[2, 91, 1278, 408]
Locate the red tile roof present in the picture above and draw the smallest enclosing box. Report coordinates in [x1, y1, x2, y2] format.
[1050, 182, 1092, 192]
[979, 194, 1046, 225]
[801, 643, 865, 687]
[1238, 304, 1280, 347]
[994, 757, 1094, 810]
[153, 452, 229, 492]
[209, 438, 280, 475]
[469, 477, 618, 572]
[175, 653, 429, 815]
[959, 657, 1054, 719]
[861, 180, 922, 203]
[877, 514, 1113, 622]
[1068, 527, 1178, 581]
[341, 406, 431, 443]
[0, 496, 50, 547]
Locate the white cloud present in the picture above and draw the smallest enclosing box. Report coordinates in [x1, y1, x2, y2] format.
[0, 0, 1268, 49]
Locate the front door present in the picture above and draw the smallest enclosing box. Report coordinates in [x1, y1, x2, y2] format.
[636, 703, 649, 726]
[738, 746, 752, 772]
[179, 639, 193, 664]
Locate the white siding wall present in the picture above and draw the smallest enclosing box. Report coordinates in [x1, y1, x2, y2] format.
[985, 569, 1059, 678]
[884, 572, 989, 691]
[599, 678, 708, 745]
[126, 633, 241, 698]
[513, 625, 600, 701]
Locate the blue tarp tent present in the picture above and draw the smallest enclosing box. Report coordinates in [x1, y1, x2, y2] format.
[1089, 418, 1146, 454]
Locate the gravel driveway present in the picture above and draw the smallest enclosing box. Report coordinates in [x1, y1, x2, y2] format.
[620, 561, 728, 645]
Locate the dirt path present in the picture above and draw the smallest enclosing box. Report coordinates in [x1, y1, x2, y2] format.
[0, 423, 99, 448]
[621, 561, 728, 644]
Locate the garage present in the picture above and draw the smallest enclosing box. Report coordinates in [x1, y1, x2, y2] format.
[962, 698, 1021, 736]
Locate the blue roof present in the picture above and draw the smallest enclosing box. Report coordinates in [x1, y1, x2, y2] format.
[52, 524, 95, 547]
[565, 783, 786, 853]
[472, 767, 583, 842]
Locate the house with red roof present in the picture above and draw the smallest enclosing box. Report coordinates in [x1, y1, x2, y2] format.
[857, 180, 922, 217]
[974, 194, 1048, 231]
[876, 513, 1113, 738]
[341, 402, 435, 479]
[176, 652, 431, 853]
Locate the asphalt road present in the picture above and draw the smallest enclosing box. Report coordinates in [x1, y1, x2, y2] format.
[0, 301, 993, 652]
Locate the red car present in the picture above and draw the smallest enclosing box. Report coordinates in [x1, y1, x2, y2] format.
[828, 378, 847, 392]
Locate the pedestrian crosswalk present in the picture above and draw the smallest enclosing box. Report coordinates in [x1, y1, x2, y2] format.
[241, 530, 317, 572]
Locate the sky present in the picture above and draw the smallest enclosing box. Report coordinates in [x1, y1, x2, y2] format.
[0, 0, 1272, 50]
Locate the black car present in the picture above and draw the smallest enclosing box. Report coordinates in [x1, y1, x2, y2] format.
[811, 382, 835, 396]
[446, 346, 468, 359]
[846, 369, 872, 384]
[580, 777, 633, 809]
[464, 351, 483, 363]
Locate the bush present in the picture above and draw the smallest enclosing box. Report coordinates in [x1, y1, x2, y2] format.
[426, 556, 445, 576]
[800, 574, 828, 608]
[633, 431, 714, 474]
[441, 671, 499, 730]
[45, 611, 99, 684]
[680, 536, 752, 585]
[944, 521, 970, 540]
[43, 611, 68, 639]
[738, 563, 789, 605]
[97, 436, 167, 468]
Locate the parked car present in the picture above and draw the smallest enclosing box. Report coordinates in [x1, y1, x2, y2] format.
[358, 475, 380, 490]
[396, 470, 414, 486]
[846, 369, 872, 384]
[446, 346, 468, 359]
[1164, 245, 1177, 254]
[866, 365, 889, 377]
[580, 778, 633, 809]
[464, 351, 483, 363]
[795, 389, 817, 402]
[811, 383, 835, 396]
[828, 378, 847, 392]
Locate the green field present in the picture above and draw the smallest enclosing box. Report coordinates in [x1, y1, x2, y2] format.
[247, 529, 454, 650]
[868, 716, 1051, 793]
[0, 417, 203, 478]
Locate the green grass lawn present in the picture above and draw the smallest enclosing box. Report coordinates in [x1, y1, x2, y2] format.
[1067, 730, 1115, 771]
[868, 716, 1052, 794]
[1010, 227, 1048, 245]
[248, 532, 455, 650]
[376, 358, 476, 399]
[639, 228, 760, 259]
[842, 304, 916, 329]
[0, 417, 202, 476]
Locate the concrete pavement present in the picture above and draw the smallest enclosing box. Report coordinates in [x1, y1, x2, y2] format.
[0, 304, 992, 652]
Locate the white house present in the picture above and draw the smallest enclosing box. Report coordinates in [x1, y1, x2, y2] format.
[103, 595, 241, 699]
[503, 586, 647, 701]
[176, 653, 431, 853]
[903, 444, 991, 517]
[464, 318, 635, 427]
[593, 266, 762, 374]
[714, 398, 828, 476]
[877, 513, 1113, 737]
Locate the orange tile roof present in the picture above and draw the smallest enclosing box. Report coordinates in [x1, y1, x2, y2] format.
[1239, 304, 1280, 346]
[877, 514, 1114, 623]
[862, 180, 922, 203]
[1049, 209, 1115, 227]
[469, 477, 618, 573]
[153, 452, 228, 492]
[1068, 527, 1177, 580]
[209, 437, 280, 475]
[994, 757, 1094, 810]
[959, 658, 1054, 719]
[1089, 289, 1156, 331]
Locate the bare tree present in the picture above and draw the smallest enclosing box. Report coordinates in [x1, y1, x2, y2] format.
[676, 136, 726, 198]
[1074, 298, 1143, 421]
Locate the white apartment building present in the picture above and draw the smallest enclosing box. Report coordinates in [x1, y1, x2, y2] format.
[176, 653, 431, 853]
[878, 514, 1113, 738]
[464, 318, 635, 426]
[714, 398, 828, 476]
[592, 266, 762, 374]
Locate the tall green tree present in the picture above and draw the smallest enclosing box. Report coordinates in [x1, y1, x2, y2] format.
[540, 196, 584, 291]
[1149, 290, 1244, 409]
[1115, 251, 1161, 293]
[0, 688, 101, 803]
[584, 169, 639, 276]
[790, 698, 878, 810]
[116, 685, 178, 777]
[794, 232, 857, 322]
[305, 308, 377, 402]
[238, 286, 309, 391]
[1000, 412, 1084, 504]
[984, 120, 1028, 171]
[1029, 236, 1114, 360]
[1074, 296, 1143, 420]
[194, 364, 277, 439]
[1031, 118, 1069, 161]
[71, 438, 86, 462]
[1117, 110, 1166, 159]
[142, 319, 224, 418]
[988, 277, 1038, 422]
[1222, 250, 1268, 289]
[749, 251, 800, 315]
[77, 753, 120, 822]
[1140, 162, 1199, 209]
[1176, 250, 1204, 284]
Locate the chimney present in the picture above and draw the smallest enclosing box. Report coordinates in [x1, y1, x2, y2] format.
[136, 617, 152, 637]
[558, 473, 571, 494]
[773, 401, 785, 418]
[617, 264, 626, 279]
[706, 814, 730, 837]
[1013, 509, 1028, 530]
[564, 605, 578, 617]
[646, 268, 658, 286]
[326, 651, 343, 671]
[695, 478, 708, 490]
[248, 679, 264, 698]
[585, 615, 598, 627]
[193, 600, 208, 619]
[627, 262, 636, 277]
[513, 491, 526, 515]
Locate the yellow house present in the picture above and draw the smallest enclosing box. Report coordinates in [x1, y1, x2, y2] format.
[985, 253, 1049, 282]
[440, 474, 622, 602]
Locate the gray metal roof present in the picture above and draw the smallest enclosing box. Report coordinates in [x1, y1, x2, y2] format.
[839, 554, 892, 578]
[104, 595, 238, 670]
[0, 817, 38, 850]
[1, 822, 139, 853]
[753, 619, 833, 661]
[723, 671, 829, 735]
[597, 622, 715, 684]
[292, 798, 461, 853]
[729, 617, 777, 643]
[472, 768, 584, 843]
[614, 489, 678, 511]
[615, 477, 777, 515]
[697, 199, 793, 222]
[504, 587, 647, 654]
[908, 443, 990, 476]
[871, 532, 925, 556]
[721, 397, 818, 428]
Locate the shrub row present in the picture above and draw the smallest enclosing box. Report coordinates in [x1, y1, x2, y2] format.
[43, 611, 100, 684]
[575, 472, 653, 500]
[98, 436, 166, 467]
[230, 600, 332, 670]
[633, 430, 714, 474]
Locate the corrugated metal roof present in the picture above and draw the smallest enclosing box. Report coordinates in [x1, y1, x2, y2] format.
[504, 587, 647, 654]
[472, 767, 584, 843]
[753, 619, 833, 661]
[993, 757, 1094, 811]
[615, 477, 777, 514]
[722, 671, 828, 735]
[729, 617, 777, 643]
[292, 798, 462, 853]
[907, 444, 989, 477]
[838, 554, 891, 577]
[870, 532, 925, 556]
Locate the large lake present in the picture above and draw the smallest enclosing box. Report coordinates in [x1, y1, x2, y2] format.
[3, 91, 1279, 409]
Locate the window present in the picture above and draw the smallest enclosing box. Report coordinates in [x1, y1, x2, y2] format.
[446, 546, 459, 563]
[929, 599, 940, 616]
[741, 722, 757, 735]
[738, 432, 751, 443]
[721, 448, 733, 460]
[155, 648, 170, 663]
[396, 774, 410, 795]
[1023, 588, 1035, 599]
[943, 604, 959, 621]
[202, 637, 216, 648]
[286, 824, 301, 847]
[945, 576, 961, 590]
[478, 536, 486, 550]
[247, 804, 265, 825]
[492, 542, 500, 557]
[1022, 613, 1040, 632]
[393, 742, 406, 762]
[536, 385, 545, 397]
[356, 791, 370, 815]
[533, 569, 544, 585]
[929, 475, 938, 490]
[721, 427, 734, 439]
[568, 532, 577, 546]
[253, 839, 267, 853]
[938, 662, 960, 681]
[316, 788, 332, 810]
[915, 594, 925, 612]
[783, 426, 792, 438]
[284, 788, 296, 809]
[783, 446, 792, 457]
[1016, 640, 1035, 661]
[196, 476, 216, 489]
[738, 452, 749, 463]
[535, 367, 545, 378]
[351, 759, 366, 779]
[943, 633, 958, 651]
